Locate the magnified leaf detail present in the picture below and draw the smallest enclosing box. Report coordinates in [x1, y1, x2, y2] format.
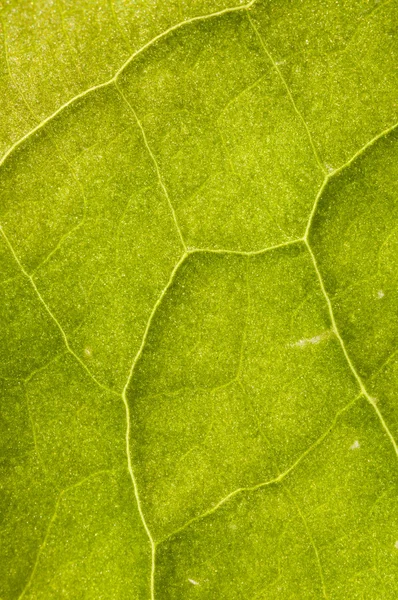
[1, 0, 398, 598]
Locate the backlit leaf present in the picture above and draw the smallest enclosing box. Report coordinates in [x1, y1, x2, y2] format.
[1, 1, 397, 598]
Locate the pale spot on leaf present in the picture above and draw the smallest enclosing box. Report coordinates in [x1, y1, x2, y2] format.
[291, 331, 331, 348]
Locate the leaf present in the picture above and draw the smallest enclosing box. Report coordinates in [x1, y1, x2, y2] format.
[1, 0, 398, 598]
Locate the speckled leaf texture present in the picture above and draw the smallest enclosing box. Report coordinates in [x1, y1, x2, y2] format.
[1, 0, 398, 598]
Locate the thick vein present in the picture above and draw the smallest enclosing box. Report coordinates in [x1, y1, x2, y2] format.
[0, 1, 257, 170]
[0, 0, 395, 186]
[241, 334, 327, 599]
[305, 239, 398, 458]
[158, 394, 361, 545]
[0, 79, 112, 168]
[304, 176, 329, 239]
[0, 226, 119, 398]
[115, 81, 187, 251]
[17, 470, 114, 600]
[246, 12, 327, 177]
[121, 252, 188, 600]
[241, 373, 328, 597]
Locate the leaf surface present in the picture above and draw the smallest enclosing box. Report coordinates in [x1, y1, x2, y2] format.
[1, 1, 398, 598]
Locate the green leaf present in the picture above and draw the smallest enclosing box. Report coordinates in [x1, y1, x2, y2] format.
[1, 0, 398, 598]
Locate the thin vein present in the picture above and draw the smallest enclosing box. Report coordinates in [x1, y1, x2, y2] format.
[56, 0, 85, 80]
[0, 1, 256, 170]
[217, 120, 238, 175]
[217, 72, 268, 124]
[1, 23, 90, 266]
[246, 13, 327, 176]
[236, 258, 250, 381]
[23, 383, 56, 487]
[24, 352, 66, 385]
[115, 81, 186, 251]
[108, 0, 133, 52]
[285, 488, 328, 598]
[305, 239, 398, 458]
[122, 252, 188, 600]
[0, 273, 19, 287]
[17, 470, 114, 600]
[330, 120, 398, 178]
[158, 393, 361, 544]
[369, 346, 398, 383]
[187, 238, 300, 256]
[0, 226, 119, 398]
[31, 136, 88, 275]
[169, 384, 241, 474]
[1, 16, 40, 134]
[333, 0, 393, 68]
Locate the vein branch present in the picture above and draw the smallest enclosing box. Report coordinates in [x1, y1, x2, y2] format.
[304, 176, 329, 239]
[285, 488, 328, 598]
[115, 81, 186, 251]
[121, 252, 188, 600]
[305, 239, 398, 458]
[0, 226, 118, 397]
[0, 1, 257, 170]
[246, 12, 327, 176]
[158, 393, 361, 545]
[305, 119, 398, 241]
[17, 470, 114, 600]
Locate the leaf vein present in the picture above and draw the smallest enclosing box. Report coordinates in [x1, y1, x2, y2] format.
[305, 239, 398, 459]
[122, 252, 188, 599]
[158, 393, 361, 544]
[246, 12, 327, 176]
[285, 488, 328, 598]
[115, 81, 187, 251]
[0, 226, 118, 398]
[0, 1, 257, 170]
[17, 470, 114, 600]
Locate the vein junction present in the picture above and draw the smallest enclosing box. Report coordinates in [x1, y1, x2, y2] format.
[0, 0, 257, 170]
[2, 129, 398, 596]
[2, 2, 398, 595]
